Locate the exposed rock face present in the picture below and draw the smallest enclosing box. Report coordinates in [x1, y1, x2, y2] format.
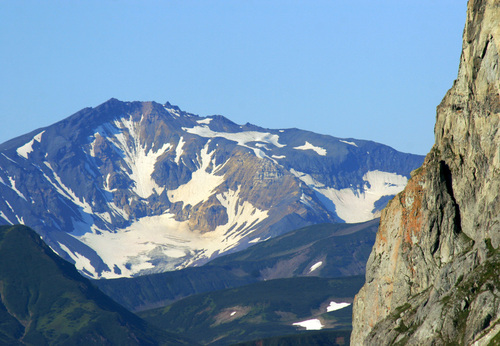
[351, 0, 500, 344]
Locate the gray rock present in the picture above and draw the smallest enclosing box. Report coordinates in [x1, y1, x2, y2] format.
[351, 0, 500, 344]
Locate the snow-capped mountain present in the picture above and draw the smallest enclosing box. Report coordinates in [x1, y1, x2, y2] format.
[0, 99, 423, 278]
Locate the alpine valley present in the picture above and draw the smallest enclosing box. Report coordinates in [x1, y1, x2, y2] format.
[0, 99, 423, 279]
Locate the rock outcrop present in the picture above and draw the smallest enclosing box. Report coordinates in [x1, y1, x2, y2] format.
[351, 0, 500, 344]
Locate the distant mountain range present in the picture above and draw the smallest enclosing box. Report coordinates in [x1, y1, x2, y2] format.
[0, 98, 423, 279]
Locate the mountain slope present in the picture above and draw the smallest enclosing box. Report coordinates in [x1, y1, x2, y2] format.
[0, 100, 423, 279]
[138, 276, 364, 345]
[351, 0, 500, 344]
[0, 225, 192, 345]
[95, 220, 378, 312]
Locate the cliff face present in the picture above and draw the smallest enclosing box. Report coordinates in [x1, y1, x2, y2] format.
[351, 0, 500, 344]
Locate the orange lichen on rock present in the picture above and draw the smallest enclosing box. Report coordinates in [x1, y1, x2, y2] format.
[400, 167, 426, 247]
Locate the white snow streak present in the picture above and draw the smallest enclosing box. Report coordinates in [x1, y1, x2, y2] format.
[309, 261, 323, 273]
[174, 136, 185, 164]
[43, 162, 93, 215]
[339, 139, 358, 147]
[112, 117, 172, 198]
[326, 301, 351, 312]
[7, 176, 27, 201]
[0, 210, 12, 224]
[293, 319, 324, 330]
[294, 141, 327, 156]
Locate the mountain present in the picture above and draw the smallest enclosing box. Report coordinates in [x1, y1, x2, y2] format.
[138, 276, 364, 345]
[0, 225, 193, 345]
[351, 0, 500, 344]
[0, 99, 422, 279]
[95, 220, 379, 311]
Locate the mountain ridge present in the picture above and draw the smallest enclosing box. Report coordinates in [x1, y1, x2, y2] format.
[0, 99, 423, 279]
[0, 224, 193, 345]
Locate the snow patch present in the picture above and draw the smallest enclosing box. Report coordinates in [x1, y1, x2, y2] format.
[292, 170, 407, 223]
[16, 130, 45, 159]
[327, 301, 351, 312]
[293, 319, 323, 330]
[58, 243, 99, 278]
[321, 170, 407, 223]
[309, 261, 323, 273]
[197, 118, 212, 124]
[183, 125, 285, 159]
[169, 143, 225, 207]
[17, 139, 35, 159]
[294, 141, 327, 156]
[174, 136, 185, 164]
[339, 139, 358, 147]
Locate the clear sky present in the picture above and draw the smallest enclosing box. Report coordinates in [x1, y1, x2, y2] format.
[1, 1, 467, 155]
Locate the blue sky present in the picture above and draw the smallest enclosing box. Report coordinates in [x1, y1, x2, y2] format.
[1, 1, 466, 155]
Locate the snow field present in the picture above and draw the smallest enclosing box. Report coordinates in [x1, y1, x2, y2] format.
[293, 141, 327, 156]
[291, 169, 407, 223]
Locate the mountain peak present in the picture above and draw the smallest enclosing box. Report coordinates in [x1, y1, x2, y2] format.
[0, 97, 423, 279]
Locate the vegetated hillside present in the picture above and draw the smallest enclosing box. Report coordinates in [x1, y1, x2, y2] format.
[0, 225, 193, 345]
[207, 218, 379, 279]
[351, 0, 500, 344]
[0, 97, 423, 279]
[139, 276, 364, 345]
[95, 220, 378, 312]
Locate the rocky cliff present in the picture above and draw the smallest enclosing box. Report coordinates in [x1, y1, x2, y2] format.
[351, 0, 500, 344]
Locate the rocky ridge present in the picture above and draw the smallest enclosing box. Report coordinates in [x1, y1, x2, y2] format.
[351, 0, 500, 344]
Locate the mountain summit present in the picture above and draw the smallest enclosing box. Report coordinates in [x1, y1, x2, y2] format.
[0, 99, 423, 278]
